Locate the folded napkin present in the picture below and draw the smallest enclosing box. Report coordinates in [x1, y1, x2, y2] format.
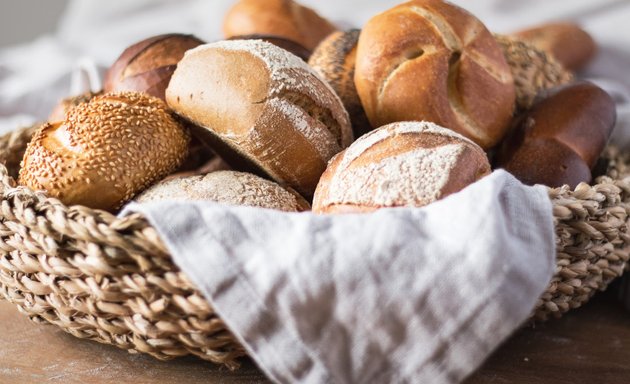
[123, 170, 555, 384]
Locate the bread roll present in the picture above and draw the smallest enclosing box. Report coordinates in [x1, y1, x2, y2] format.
[136, 170, 310, 212]
[513, 22, 597, 72]
[228, 34, 311, 61]
[223, 0, 337, 51]
[312, 121, 491, 214]
[104, 34, 204, 100]
[309, 29, 372, 138]
[49, 91, 101, 122]
[495, 34, 573, 111]
[19, 92, 189, 211]
[496, 82, 616, 188]
[355, 0, 515, 149]
[166, 40, 353, 198]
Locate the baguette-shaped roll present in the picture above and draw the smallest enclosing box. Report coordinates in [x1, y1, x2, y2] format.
[166, 40, 352, 198]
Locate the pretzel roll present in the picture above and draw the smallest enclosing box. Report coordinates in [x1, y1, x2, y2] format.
[228, 34, 311, 61]
[309, 29, 372, 138]
[166, 40, 352, 198]
[496, 82, 616, 188]
[19, 92, 190, 211]
[313, 121, 491, 214]
[513, 22, 597, 72]
[104, 34, 205, 101]
[137, 170, 310, 212]
[355, 0, 515, 149]
[223, 0, 337, 51]
[495, 34, 573, 111]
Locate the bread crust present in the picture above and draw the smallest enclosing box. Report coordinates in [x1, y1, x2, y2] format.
[166, 40, 352, 198]
[312, 121, 491, 213]
[223, 0, 337, 51]
[355, 0, 515, 149]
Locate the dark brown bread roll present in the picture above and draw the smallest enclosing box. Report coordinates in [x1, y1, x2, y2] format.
[355, 0, 516, 150]
[513, 22, 597, 72]
[19, 92, 190, 211]
[313, 121, 491, 214]
[104, 34, 205, 101]
[228, 34, 312, 61]
[166, 40, 353, 198]
[496, 81, 616, 188]
[223, 0, 337, 51]
[309, 29, 372, 138]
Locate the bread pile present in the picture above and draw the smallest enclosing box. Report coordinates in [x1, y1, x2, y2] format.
[17, 0, 616, 214]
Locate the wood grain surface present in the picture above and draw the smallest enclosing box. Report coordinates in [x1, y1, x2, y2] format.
[0, 291, 628, 383]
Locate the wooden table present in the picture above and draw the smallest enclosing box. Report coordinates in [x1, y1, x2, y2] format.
[1, 291, 628, 383]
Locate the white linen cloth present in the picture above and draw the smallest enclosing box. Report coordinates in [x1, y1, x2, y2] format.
[123, 171, 555, 383]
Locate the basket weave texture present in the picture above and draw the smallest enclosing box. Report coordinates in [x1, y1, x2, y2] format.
[0, 125, 629, 367]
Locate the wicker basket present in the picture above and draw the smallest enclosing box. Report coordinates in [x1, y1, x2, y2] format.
[0, 125, 629, 368]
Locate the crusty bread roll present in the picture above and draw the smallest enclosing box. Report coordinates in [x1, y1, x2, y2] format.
[136, 170, 310, 212]
[19, 92, 189, 211]
[312, 121, 491, 214]
[49, 91, 101, 123]
[495, 34, 573, 111]
[309, 29, 372, 138]
[355, 0, 515, 149]
[166, 40, 353, 198]
[229, 34, 312, 61]
[496, 82, 616, 188]
[104, 34, 204, 101]
[513, 22, 597, 72]
[223, 0, 337, 51]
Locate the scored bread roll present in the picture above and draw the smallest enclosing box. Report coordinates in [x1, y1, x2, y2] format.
[495, 34, 573, 111]
[136, 170, 310, 212]
[104, 34, 204, 100]
[223, 0, 337, 51]
[513, 22, 597, 72]
[166, 40, 353, 198]
[309, 29, 372, 138]
[496, 82, 616, 188]
[19, 92, 189, 211]
[355, 0, 515, 149]
[312, 121, 491, 214]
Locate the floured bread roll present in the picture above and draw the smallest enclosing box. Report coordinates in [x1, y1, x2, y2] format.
[312, 121, 491, 214]
[136, 170, 310, 212]
[166, 40, 353, 198]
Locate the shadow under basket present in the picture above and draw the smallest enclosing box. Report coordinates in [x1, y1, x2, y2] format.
[0, 125, 629, 368]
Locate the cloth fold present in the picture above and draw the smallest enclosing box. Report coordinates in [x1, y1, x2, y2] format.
[123, 170, 556, 383]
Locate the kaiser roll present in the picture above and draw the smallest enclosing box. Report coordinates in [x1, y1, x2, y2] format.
[19, 92, 190, 211]
[309, 29, 372, 138]
[223, 0, 337, 51]
[136, 170, 310, 212]
[513, 22, 597, 72]
[496, 82, 616, 188]
[312, 121, 491, 214]
[355, 0, 515, 149]
[166, 40, 353, 198]
[104, 34, 204, 101]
